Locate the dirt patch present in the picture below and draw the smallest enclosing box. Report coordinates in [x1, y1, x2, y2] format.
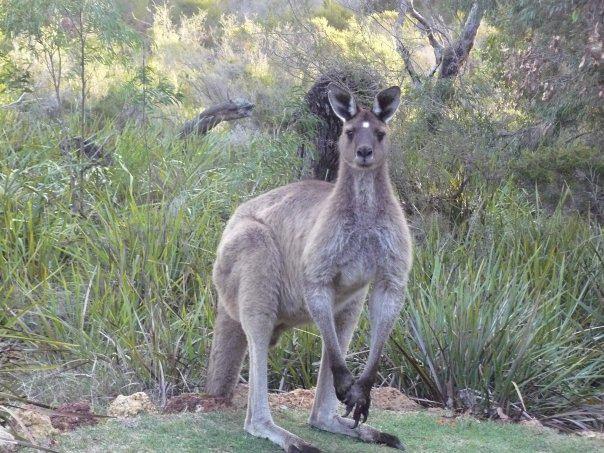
[520, 418, 545, 430]
[232, 384, 249, 409]
[10, 405, 58, 447]
[578, 430, 604, 441]
[163, 394, 231, 414]
[107, 392, 157, 418]
[50, 401, 99, 431]
[371, 387, 420, 411]
[230, 386, 420, 412]
[270, 388, 316, 410]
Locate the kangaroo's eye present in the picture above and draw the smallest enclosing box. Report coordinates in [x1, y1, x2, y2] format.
[345, 130, 354, 140]
[376, 131, 386, 141]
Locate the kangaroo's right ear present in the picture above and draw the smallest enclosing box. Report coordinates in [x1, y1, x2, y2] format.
[327, 83, 357, 122]
[372, 86, 401, 123]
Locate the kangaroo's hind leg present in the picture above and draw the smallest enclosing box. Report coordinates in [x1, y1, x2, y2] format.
[231, 219, 320, 452]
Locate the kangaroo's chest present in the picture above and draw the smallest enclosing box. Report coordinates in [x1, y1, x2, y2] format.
[332, 226, 384, 291]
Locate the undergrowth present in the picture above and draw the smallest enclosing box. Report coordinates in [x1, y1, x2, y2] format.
[1, 108, 602, 431]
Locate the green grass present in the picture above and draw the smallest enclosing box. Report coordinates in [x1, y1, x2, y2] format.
[56, 409, 604, 453]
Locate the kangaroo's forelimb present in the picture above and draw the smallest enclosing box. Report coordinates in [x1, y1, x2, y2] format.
[305, 285, 355, 402]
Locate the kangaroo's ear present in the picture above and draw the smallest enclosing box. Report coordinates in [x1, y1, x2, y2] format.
[372, 86, 401, 123]
[327, 83, 357, 122]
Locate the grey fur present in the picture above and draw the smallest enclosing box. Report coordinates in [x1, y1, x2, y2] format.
[205, 85, 412, 451]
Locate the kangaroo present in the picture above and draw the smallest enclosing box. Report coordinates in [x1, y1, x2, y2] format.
[205, 83, 412, 452]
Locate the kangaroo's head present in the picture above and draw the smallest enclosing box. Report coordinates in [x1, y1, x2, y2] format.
[327, 84, 401, 170]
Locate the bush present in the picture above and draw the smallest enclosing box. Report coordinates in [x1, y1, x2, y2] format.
[512, 143, 603, 220]
[0, 116, 301, 403]
[392, 188, 604, 430]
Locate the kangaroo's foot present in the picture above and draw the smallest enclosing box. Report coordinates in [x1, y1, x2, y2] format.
[309, 413, 404, 450]
[245, 419, 321, 452]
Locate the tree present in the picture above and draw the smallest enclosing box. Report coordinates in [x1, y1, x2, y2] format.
[0, 0, 137, 125]
[0, 1, 69, 110]
[392, 1, 484, 85]
[277, 1, 487, 181]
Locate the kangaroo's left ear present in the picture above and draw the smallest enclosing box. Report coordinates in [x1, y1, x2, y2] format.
[372, 86, 401, 123]
[327, 83, 358, 122]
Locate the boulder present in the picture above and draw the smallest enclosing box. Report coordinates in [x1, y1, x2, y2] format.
[11, 405, 57, 447]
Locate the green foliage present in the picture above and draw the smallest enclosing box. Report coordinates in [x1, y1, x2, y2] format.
[0, 53, 31, 94]
[314, 0, 353, 30]
[394, 189, 603, 428]
[173, 0, 223, 23]
[93, 66, 183, 122]
[514, 144, 604, 184]
[0, 0, 138, 51]
[512, 143, 603, 220]
[0, 113, 302, 399]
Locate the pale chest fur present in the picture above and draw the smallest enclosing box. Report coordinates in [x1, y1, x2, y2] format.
[305, 214, 407, 296]
[302, 164, 411, 297]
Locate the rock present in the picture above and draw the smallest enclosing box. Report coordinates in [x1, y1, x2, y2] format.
[0, 425, 17, 452]
[50, 401, 98, 431]
[11, 405, 58, 447]
[163, 393, 230, 414]
[520, 418, 544, 429]
[496, 407, 510, 422]
[107, 392, 157, 418]
[371, 387, 420, 411]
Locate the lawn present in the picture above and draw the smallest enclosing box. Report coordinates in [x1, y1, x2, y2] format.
[56, 409, 604, 453]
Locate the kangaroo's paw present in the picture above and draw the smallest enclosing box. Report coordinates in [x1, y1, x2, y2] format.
[341, 379, 372, 428]
[332, 365, 354, 403]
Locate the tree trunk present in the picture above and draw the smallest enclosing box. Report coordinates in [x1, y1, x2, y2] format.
[438, 3, 483, 79]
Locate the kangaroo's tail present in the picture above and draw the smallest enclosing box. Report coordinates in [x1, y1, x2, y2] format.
[204, 303, 247, 399]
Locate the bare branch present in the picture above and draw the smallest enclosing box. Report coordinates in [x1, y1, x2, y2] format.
[178, 99, 254, 138]
[393, 3, 422, 87]
[417, 0, 453, 44]
[401, 0, 444, 63]
[459, 3, 483, 53]
[0, 93, 26, 109]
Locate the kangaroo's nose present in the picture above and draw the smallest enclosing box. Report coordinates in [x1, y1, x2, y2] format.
[356, 146, 373, 158]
